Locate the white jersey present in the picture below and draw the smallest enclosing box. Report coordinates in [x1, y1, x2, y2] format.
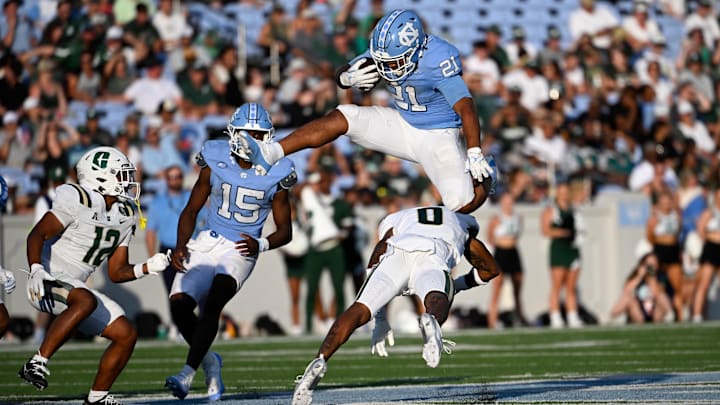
[493, 212, 522, 239]
[43, 184, 138, 281]
[378, 206, 478, 270]
[653, 210, 679, 237]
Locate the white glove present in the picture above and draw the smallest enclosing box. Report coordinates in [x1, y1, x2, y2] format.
[465, 147, 493, 181]
[146, 250, 171, 275]
[339, 58, 379, 90]
[27, 264, 56, 304]
[370, 310, 394, 357]
[0, 268, 16, 295]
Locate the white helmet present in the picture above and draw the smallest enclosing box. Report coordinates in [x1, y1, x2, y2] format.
[76, 146, 140, 201]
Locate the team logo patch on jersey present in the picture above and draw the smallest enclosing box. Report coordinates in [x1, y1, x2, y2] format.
[398, 22, 419, 47]
[217, 162, 227, 168]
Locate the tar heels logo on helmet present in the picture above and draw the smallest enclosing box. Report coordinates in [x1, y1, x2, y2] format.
[398, 22, 419, 47]
[370, 9, 426, 82]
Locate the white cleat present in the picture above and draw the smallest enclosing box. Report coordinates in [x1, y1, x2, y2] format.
[419, 313, 443, 368]
[202, 352, 225, 401]
[292, 355, 327, 405]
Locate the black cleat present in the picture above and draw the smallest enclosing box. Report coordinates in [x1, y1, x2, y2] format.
[18, 358, 50, 390]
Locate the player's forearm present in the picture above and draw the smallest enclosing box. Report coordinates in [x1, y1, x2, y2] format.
[109, 264, 147, 283]
[26, 231, 45, 266]
[457, 98, 482, 149]
[175, 210, 197, 250]
[267, 226, 292, 250]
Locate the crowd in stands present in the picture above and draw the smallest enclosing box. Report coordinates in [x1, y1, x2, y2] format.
[2, 0, 720, 325]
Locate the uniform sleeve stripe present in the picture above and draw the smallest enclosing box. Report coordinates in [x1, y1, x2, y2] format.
[68, 184, 92, 208]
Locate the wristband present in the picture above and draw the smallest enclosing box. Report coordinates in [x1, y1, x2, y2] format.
[257, 237, 270, 252]
[133, 263, 146, 279]
[30, 263, 45, 274]
[471, 268, 489, 286]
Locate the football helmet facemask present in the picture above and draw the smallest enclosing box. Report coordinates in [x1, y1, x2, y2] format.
[370, 9, 426, 82]
[77, 146, 140, 201]
[227, 103, 275, 160]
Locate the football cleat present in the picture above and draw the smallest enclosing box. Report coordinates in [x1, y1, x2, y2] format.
[165, 372, 193, 400]
[236, 132, 273, 175]
[18, 358, 50, 390]
[202, 352, 225, 401]
[83, 393, 121, 405]
[419, 313, 443, 368]
[292, 355, 327, 405]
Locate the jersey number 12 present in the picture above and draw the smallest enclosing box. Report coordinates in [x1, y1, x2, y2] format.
[83, 226, 121, 266]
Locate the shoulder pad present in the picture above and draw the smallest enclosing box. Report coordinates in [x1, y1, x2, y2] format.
[66, 183, 92, 208]
[279, 169, 298, 190]
[119, 201, 136, 218]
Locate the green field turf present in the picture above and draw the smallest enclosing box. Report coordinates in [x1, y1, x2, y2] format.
[1, 323, 719, 402]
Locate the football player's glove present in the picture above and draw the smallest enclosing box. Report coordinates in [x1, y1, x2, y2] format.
[339, 58, 379, 91]
[465, 147, 494, 181]
[26, 264, 56, 305]
[146, 250, 172, 275]
[370, 308, 394, 357]
[0, 267, 16, 295]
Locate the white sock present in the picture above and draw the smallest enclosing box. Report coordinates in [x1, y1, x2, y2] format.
[32, 353, 48, 364]
[267, 142, 284, 163]
[87, 390, 108, 402]
[567, 311, 580, 322]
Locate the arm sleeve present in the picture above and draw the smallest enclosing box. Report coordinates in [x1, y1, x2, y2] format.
[48, 185, 81, 227]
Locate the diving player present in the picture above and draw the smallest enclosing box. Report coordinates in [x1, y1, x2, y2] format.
[165, 103, 296, 401]
[18, 147, 171, 405]
[292, 206, 499, 405]
[238, 9, 496, 213]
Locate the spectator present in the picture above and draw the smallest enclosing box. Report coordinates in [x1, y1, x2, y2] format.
[153, 0, 188, 51]
[375, 156, 415, 207]
[693, 188, 720, 322]
[541, 182, 583, 328]
[0, 54, 27, 114]
[569, 0, 619, 50]
[524, 111, 567, 166]
[67, 51, 102, 103]
[123, 2, 161, 60]
[123, 57, 181, 116]
[113, 132, 142, 180]
[678, 53, 714, 104]
[610, 251, 672, 323]
[676, 101, 715, 155]
[209, 45, 243, 111]
[168, 26, 211, 74]
[43, 0, 78, 48]
[485, 24, 511, 71]
[505, 26, 537, 67]
[0, 111, 33, 170]
[29, 64, 67, 120]
[257, 5, 291, 61]
[464, 40, 500, 125]
[277, 198, 310, 336]
[487, 192, 527, 329]
[490, 86, 532, 152]
[622, 1, 662, 55]
[81, 108, 113, 146]
[290, 8, 329, 64]
[102, 54, 135, 101]
[300, 169, 346, 334]
[140, 116, 185, 182]
[538, 25, 564, 66]
[1, 0, 35, 56]
[635, 32, 676, 83]
[684, 0, 719, 49]
[629, 144, 679, 193]
[146, 165, 190, 295]
[179, 61, 220, 119]
[646, 189, 684, 321]
[96, 26, 141, 72]
[643, 61, 673, 111]
[502, 60, 549, 112]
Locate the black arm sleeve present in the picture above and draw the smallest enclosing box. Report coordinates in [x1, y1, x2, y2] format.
[335, 63, 352, 89]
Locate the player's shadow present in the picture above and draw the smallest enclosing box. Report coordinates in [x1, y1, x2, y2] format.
[493, 373, 675, 401]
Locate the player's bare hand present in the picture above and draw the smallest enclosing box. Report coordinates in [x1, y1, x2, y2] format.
[172, 246, 189, 272]
[236, 233, 259, 256]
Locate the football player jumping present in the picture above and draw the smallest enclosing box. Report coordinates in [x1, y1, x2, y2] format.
[292, 205, 499, 405]
[238, 9, 496, 213]
[18, 147, 171, 405]
[164, 103, 296, 401]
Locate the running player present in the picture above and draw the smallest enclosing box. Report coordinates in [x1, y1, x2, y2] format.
[164, 103, 296, 401]
[292, 205, 498, 405]
[18, 147, 170, 405]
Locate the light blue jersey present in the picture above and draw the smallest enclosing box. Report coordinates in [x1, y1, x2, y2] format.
[198, 140, 296, 241]
[354, 35, 470, 130]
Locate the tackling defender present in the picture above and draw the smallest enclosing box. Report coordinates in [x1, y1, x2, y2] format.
[18, 147, 170, 405]
[292, 206, 499, 405]
[238, 9, 496, 213]
[165, 103, 296, 401]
